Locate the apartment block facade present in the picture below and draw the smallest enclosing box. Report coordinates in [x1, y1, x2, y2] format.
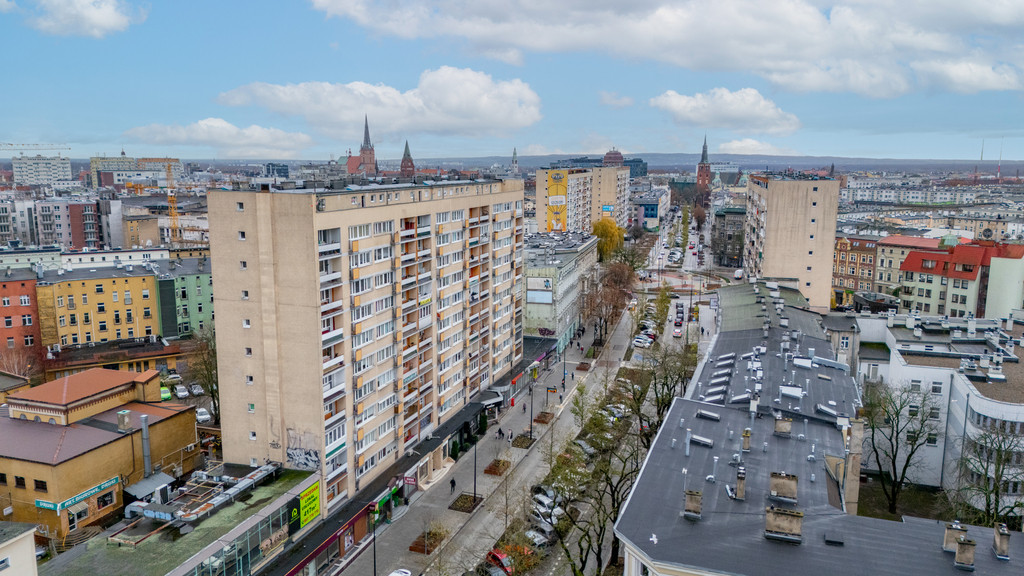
[11, 155, 72, 186]
[536, 168, 594, 233]
[832, 234, 879, 306]
[589, 166, 631, 228]
[743, 175, 839, 309]
[209, 180, 525, 514]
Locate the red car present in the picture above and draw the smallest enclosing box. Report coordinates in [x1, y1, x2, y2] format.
[487, 550, 514, 575]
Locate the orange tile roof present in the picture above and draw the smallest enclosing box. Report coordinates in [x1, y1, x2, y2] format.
[9, 368, 160, 407]
[878, 235, 944, 249]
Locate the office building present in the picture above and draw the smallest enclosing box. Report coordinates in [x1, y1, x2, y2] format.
[208, 178, 525, 515]
[11, 155, 72, 186]
[136, 158, 184, 182]
[743, 175, 839, 310]
[264, 163, 290, 179]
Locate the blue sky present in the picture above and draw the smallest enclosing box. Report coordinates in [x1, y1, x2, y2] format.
[2, 0, 1023, 162]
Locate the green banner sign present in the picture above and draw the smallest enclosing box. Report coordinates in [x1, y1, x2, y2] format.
[36, 476, 120, 511]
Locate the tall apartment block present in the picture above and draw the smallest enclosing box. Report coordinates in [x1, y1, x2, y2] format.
[536, 168, 593, 233]
[744, 175, 839, 310]
[589, 166, 631, 228]
[11, 155, 72, 186]
[209, 179, 526, 513]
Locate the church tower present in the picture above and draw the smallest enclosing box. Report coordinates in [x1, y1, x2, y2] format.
[359, 115, 376, 175]
[400, 141, 415, 178]
[696, 135, 712, 207]
[511, 148, 519, 175]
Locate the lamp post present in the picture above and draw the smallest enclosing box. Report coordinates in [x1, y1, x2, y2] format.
[530, 380, 535, 439]
[372, 504, 378, 576]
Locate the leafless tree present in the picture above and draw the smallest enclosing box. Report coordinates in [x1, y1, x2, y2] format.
[0, 346, 40, 384]
[613, 244, 648, 272]
[182, 326, 220, 423]
[863, 380, 943, 514]
[950, 422, 1024, 526]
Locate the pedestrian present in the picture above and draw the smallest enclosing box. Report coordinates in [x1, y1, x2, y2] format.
[523, 403, 527, 413]
[571, 372, 574, 381]
[559, 394, 563, 404]
[450, 477, 456, 494]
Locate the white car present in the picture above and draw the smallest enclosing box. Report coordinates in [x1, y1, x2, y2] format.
[174, 384, 189, 399]
[387, 571, 412, 576]
[633, 338, 652, 349]
[195, 407, 212, 424]
[673, 328, 683, 338]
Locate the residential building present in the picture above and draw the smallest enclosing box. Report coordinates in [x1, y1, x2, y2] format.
[710, 205, 745, 267]
[0, 268, 42, 365]
[157, 257, 213, 338]
[898, 240, 1024, 318]
[536, 168, 593, 233]
[523, 233, 598, 351]
[124, 215, 161, 248]
[947, 213, 1024, 242]
[874, 235, 957, 297]
[264, 162, 290, 179]
[590, 166, 631, 228]
[743, 174, 840, 310]
[0, 522, 39, 576]
[12, 155, 72, 186]
[136, 158, 184, 182]
[0, 369, 197, 540]
[90, 152, 137, 187]
[208, 178, 525, 516]
[0, 371, 29, 404]
[832, 233, 880, 306]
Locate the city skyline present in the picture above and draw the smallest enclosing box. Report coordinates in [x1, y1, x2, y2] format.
[2, 1, 1023, 161]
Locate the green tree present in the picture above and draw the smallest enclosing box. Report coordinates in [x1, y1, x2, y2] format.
[592, 218, 624, 262]
[654, 282, 672, 328]
[614, 244, 648, 272]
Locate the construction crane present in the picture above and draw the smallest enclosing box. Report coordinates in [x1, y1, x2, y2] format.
[0, 143, 71, 154]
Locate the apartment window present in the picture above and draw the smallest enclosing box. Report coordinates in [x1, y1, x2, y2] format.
[19, 295, 29, 306]
[23, 335, 33, 346]
[926, 432, 938, 446]
[95, 284, 104, 294]
[34, 479, 47, 492]
[931, 382, 943, 394]
[245, 347, 253, 356]
[908, 404, 919, 417]
[243, 319, 251, 328]
[249, 431, 257, 440]
[6, 338, 12, 349]
[240, 260, 248, 270]
[97, 302, 105, 313]
[98, 321, 107, 332]
[143, 307, 151, 318]
[811, 219, 816, 223]
[2, 317, 9, 328]
[142, 289, 149, 300]
[112, 291, 118, 303]
[248, 403, 255, 413]
[241, 290, 249, 300]
[14, 476, 25, 488]
[929, 407, 941, 420]
[0, 473, 5, 485]
[83, 312, 90, 324]
[910, 380, 922, 392]
[238, 231, 247, 240]
[246, 375, 254, 385]
[236, 202, 244, 211]
[0, 297, 7, 307]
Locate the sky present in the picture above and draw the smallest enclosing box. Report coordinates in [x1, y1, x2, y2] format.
[2, 0, 1024, 162]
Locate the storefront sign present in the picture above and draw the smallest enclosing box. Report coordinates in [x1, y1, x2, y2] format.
[288, 482, 321, 535]
[37, 477, 120, 511]
[404, 476, 418, 486]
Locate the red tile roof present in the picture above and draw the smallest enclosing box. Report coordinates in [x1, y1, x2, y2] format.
[900, 242, 1024, 280]
[878, 235, 945, 249]
[9, 368, 160, 407]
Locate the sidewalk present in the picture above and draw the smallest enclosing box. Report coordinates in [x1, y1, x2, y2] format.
[336, 315, 628, 576]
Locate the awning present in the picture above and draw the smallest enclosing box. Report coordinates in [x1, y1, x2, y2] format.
[66, 501, 89, 515]
[124, 472, 174, 499]
[479, 390, 503, 406]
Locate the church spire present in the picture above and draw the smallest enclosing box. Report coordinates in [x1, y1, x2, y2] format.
[400, 140, 415, 178]
[700, 134, 709, 164]
[361, 115, 373, 150]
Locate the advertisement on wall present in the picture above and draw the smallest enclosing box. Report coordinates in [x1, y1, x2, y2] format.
[548, 195, 567, 206]
[288, 482, 321, 535]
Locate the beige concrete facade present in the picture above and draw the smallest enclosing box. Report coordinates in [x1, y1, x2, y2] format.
[536, 168, 593, 233]
[209, 180, 525, 515]
[743, 176, 839, 310]
[589, 166, 631, 228]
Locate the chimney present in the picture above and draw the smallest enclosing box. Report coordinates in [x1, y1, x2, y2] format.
[968, 318, 977, 336]
[905, 315, 916, 329]
[764, 507, 804, 543]
[887, 314, 895, 328]
[774, 417, 793, 438]
[141, 413, 152, 478]
[735, 466, 747, 501]
[844, 419, 864, 515]
[742, 428, 752, 452]
[116, 409, 132, 433]
[682, 490, 702, 520]
[993, 523, 1010, 561]
[954, 536, 976, 571]
[769, 472, 799, 504]
[944, 521, 968, 552]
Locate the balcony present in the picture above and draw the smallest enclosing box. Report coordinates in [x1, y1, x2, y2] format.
[318, 241, 342, 254]
[321, 299, 344, 314]
[323, 354, 345, 371]
[417, 225, 431, 237]
[418, 316, 431, 329]
[320, 270, 342, 284]
[400, 226, 416, 238]
[321, 327, 345, 346]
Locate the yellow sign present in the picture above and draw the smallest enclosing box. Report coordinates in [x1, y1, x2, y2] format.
[546, 170, 568, 232]
[299, 483, 320, 528]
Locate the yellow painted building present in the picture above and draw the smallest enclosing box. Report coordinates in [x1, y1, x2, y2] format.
[36, 267, 160, 348]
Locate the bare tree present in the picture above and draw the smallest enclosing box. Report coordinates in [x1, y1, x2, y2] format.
[951, 422, 1024, 526]
[614, 244, 648, 272]
[604, 262, 634, 294]
[0, 347, 40, 384]
[863, 380, 943, 514]
[182, 327, 220, 423]
[693, 205, 707, 230]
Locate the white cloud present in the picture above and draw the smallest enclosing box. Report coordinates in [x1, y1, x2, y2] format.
[309, 0, 1024, 96]
[29, 0, 144, 38]
[650, 88, 800, 135]
[718, 138, 797, 156]
[220, 66, 541, 141]
[0, 1, 17, 13]
[911, 58, 1023, 92]
[521, 144, 565, 156]
[599, 91, 633, 109]
[124, 118, 313, 158]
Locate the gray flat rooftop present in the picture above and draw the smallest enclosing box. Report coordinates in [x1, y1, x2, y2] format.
[40, 469, 310, 576]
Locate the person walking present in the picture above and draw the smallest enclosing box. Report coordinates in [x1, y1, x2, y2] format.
[522, 403, 527, 413]
[450, 477, 456, 494]
[508, 431, 513, 447]
[559, 394, 563, 404]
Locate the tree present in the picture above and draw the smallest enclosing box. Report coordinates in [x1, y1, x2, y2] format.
[613, 244, 647, 272]
[183, 327, 220, 424]
[693, 205, 707, 231]
[0, 347, 41, 385]
[863, 380, 942, 514]
[951, 422, 1024, 526]
[605, 262, 634, 294]
[592, 218, 624, 262]
[654, 282, 672, 328]
[628, 222, 645, 241]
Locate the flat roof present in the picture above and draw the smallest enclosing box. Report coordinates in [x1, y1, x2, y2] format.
[40, 469, 311, 576]
[0, 521, 37, 546]
[0, 401, 190, 465]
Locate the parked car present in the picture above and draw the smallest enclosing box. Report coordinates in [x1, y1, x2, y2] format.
[174, 384, 189, 399]
[164, 371, 182, 381]
[196, 407, 212, 424]
[529, 520, 558, 541]
[673, 327, 683, 338]
[524, 529, 551, 549]
[604, 404, 626, 419]
[189, 383, 205, 396]
[531, 484, 564, 505]
[388, 570, 412, 576]
[160, 387, 172, 401]
[574, 439, 597, 459]
[469, 564, 506, 576]
[486, 550, 514, 575]
[633, 339, 652, 349]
